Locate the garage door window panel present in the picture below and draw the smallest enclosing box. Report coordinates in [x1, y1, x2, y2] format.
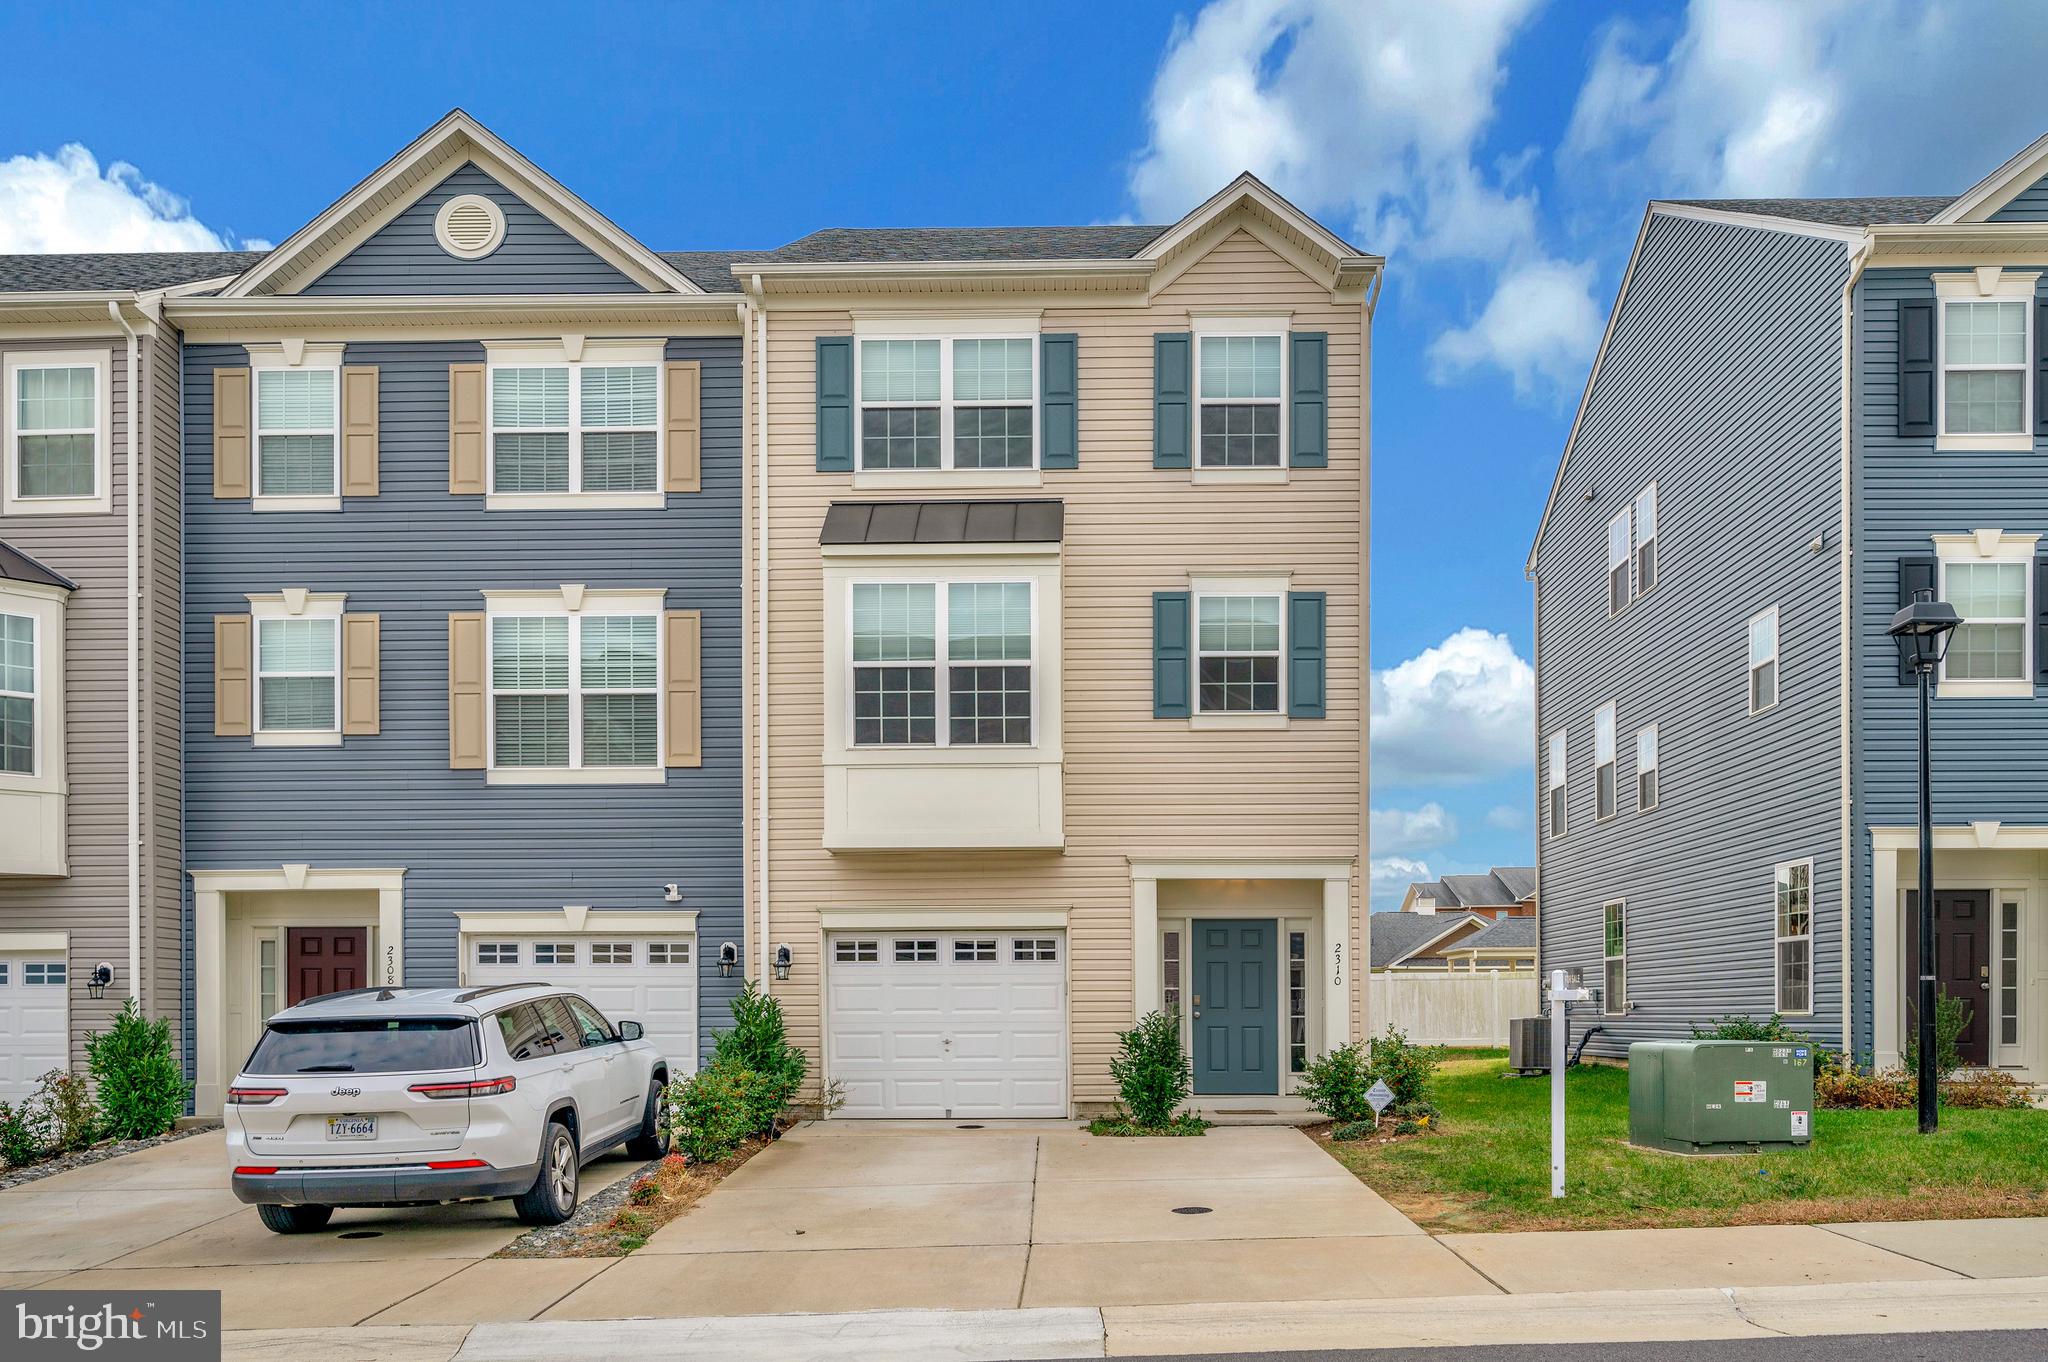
[895, 939, 938, 963]
[953, 939, 997, 962]
[534, 943, 576, 966]
[835, 939, 879, 963]
[476, 942, 519, 966]
[25, 961, 63, 986]
[647, 942, 690, 965]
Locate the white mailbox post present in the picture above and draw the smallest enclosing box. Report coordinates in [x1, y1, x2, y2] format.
[1549, 967, 1593, 1199]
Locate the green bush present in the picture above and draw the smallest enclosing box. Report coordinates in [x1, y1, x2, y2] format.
[1301, 1027, 1442, 1126]
[1907, 988, 1971, 1082]
[28, 1070, 99, 1153]
[1108, 1011, 1193, 1129]
[1366, 1025, 1441, 1119]
[1330, 1119, 1377, 1141]
[1299, 1042, 1375, 1124]
[1690, 1013, 1808, 1043]
[667, 1061, 762, 1165]
[709, 980, 807, 1133]
[0, 1098, 47, 1167]
[86, 1000, 190, 1141]
[1942, 1069, 2034, 1110]
[1086, 1111, 1209, 1137]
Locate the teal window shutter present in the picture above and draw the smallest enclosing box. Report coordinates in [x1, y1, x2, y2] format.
[815, 336, 854, 472]
[1153, 333, 1192, 469]
[1040, 333, 1079, 469]
[1287, 591, 1326, 718]
[1152, 591, 1191, 718]
[1290, 332, 1327, 468]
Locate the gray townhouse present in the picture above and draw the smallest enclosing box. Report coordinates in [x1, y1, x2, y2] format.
[1530, 131, 2048, 1081]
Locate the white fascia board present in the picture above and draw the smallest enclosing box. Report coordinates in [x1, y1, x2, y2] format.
[1137, 171, 1366, 268]
[1929, 130, 2048, 225]
[1648, 201, 1867, 244]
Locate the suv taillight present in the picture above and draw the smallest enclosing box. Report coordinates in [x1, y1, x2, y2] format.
[226, 1087, 288, 1105]
[408, 1076, 516, 1099]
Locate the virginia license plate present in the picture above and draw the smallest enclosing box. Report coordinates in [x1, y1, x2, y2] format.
[326, 1115, 377, 1140]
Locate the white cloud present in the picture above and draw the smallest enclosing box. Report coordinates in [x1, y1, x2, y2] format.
[1372, 628, 1533, 787]
[1368, 855, 1433, 910]
[1427, 257, 1605, 401]
[1369, 802, 1459, 855]
[1486, 804, 1527, 831]
[1562, 1, 2048, 200]
[0, 143, 260, 254]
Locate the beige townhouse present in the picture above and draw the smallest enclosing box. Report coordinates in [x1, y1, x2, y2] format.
[738, 176, 1378, 1115]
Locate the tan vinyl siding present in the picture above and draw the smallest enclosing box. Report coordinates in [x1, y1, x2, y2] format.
[754, 227, 1367, 1106]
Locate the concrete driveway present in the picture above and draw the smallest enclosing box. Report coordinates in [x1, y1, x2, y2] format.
[0, 1130, 643, 1327]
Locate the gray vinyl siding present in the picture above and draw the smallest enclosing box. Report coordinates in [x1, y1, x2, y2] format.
[180, 337, 744, 1064]
[1849, 266, 2048, 1055]
[1986, 174, 2048, 223]
[300, 164, 643, 295]
[1532, 211, 1852, 1058]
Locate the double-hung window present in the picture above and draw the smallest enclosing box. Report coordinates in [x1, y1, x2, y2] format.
[856, 335, 1036, 472]
[1636, 724, 1658, 812]
[849, 579, 1034, 746]
[0, 612, 33, 775]
[1546, 729, 1567, 837]
[255, 365, 339, 499]
[1944, 559, 2028, 685]
[1603, 900, 1626, 1014]
[1936, 271, 2038, 450]
[1197, 333, 1283, 468]
[6, 352, 108, 513]
[1196, 592, 1283, 713]
[1633, 484, 1657, 594]
[1608, 507, 1631, 615]
[256, 615, 339, 736]
[491, 607, 660, 772]
[1775, 860, 1812, 1015]
[1594, 702, 1617, 820]
[1747, 607, 1779, 714]
[488, 344, 662, 500]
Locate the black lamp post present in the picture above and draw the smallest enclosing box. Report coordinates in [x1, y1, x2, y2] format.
[1887, 586, 1961, 1135]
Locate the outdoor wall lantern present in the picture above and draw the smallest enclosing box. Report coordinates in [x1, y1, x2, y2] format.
[86, 962, 114, 1000]
[773, 944, 793, 982]
[718, 942, 739, 978]
[1888, 586, 1961, 1136]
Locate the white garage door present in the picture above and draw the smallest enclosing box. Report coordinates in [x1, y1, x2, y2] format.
[827, 931, 1066, 1118]
[0, 953, 68, 1104]
[464, 935, 697, 1074]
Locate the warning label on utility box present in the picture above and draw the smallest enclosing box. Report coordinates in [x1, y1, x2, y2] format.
[1733, 1080, 1766, 1103]
[1791, 1110, 1810, 1136]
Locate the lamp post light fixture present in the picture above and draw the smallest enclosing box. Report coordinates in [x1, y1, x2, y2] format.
[1887, 586, 1961, 1136]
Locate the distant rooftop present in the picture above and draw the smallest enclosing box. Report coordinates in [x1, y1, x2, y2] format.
[1406, 867, 1536, 911]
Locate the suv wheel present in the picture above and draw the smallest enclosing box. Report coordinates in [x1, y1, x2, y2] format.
[626, 1080, 671, 1160]
[256, 1203, 333, 1235]
[513, 1121, 579, 1225]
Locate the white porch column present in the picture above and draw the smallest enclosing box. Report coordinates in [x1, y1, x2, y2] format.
[1323, 873, 1352, 1051]
[1873, 844, 1902, 1070]
[378, 887, 405, 986]
[193, 884, 226, 1116]
[1131, 874, 1159, 1022]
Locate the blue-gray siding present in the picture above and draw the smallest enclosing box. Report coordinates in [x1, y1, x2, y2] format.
[180, 336, 744, 1063]
[1533, 211, 1853, 1056]
[300, 165, 642, 295]
[1986, 173, 2048, 223]
[1849, 266, 2048, 1054]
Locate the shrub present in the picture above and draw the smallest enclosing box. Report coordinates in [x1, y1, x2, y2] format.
[1299, 1042, 1375, 1124]
[1108, 1011, 1192, 1129]
[1690, 1014, 1808, 1043]
[709, 981, 807, 1134]
[1366, 1025, 1440, 1118]
[667, 1061, 761, 1165]
[29, 1070, 99, 1152]
[1302, 1028, 1442, 1127]
[86, 1000, 190, 1141]
[1943, 1069, 2035, 1111]
[1907, 988, 1972, 1083]
[0, 1098, 47, 1167]
[1816, 1061, 1915, 1111]
[1329, 1120, 1377, 1141]
[1086, 1111, 1209, 1137]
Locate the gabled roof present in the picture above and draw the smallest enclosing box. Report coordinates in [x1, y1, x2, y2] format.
[0, 540, 76, 591]
[1370, 912, 1486, 969]
[219, 109, 706, 298]
[1494, 866, 1537, 902]
[1930, 130, 2048, 224]
[1444, 916, 1537, 954]
[0, 251, 266, 294]
[1404, 867, 1536, 911]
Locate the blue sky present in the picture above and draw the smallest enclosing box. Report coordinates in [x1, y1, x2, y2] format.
[4, 1, 2045, 907]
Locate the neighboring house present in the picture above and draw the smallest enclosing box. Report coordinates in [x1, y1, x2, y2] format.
[1437, 916, 1536, 972]
[0, 268, 214, 1101]
[1529, 130, 2048, 1079]
[171, 113, 744, 1113]
[1398, 866, 1535, 919]
[749, 177, 1377, 1116]
[1370, 912, 1490, 972]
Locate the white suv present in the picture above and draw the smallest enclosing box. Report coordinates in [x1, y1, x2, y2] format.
[226, 983, 671, 1234]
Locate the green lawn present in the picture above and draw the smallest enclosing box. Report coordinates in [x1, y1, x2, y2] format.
[1319, 1054, 2048, 1232]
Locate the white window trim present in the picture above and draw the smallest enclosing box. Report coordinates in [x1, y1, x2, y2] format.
[1636, 722, 1659, 813]
[1594, 701, 1617, 822]
[247, 591, 347, 747]
[852, 324, 1040, 483]
[1747, 606, 1780, 715]
[483, 339, 666, 511]
[1934, 270, 2040, 453]
[1607, 506, 1631, 616]
[1546, 728, 1567, 838]
[1190, 572, 1291, 729]
[0, 596, 50, 781]
[1602, 899, 1627, 1016]
[1773, 858, 1815, 1017]
[1934, 531, 2040, 699]
[4, 349, 112, 516]
[1633, 482, 1658, 597]
[246, 343, 345, 512]
[842, 576, 1040, 751]
[1192, 314, 1290, 482]
[482, 586, 665, 785]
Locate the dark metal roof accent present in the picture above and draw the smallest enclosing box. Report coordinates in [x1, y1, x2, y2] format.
[1663, 196, 1956, 228]
[762, 225, 1169, 265]
[820, 499, 1064, 547]
[0, 540, 76, 591]
[0, 251, 270, 294]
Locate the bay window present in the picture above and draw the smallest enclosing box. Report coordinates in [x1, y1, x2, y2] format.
[849, 579, 1033, 746]
[0, 569, 68, 875]
[0, 612, 33, 775]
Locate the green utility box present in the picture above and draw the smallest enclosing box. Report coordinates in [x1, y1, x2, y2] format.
[1628, 1040, 1815, 1154]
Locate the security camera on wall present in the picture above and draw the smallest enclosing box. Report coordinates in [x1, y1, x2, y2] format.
[662, 883, 682, 903]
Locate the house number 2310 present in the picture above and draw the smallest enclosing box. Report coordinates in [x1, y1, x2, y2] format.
[1332, 940, 1343, 987]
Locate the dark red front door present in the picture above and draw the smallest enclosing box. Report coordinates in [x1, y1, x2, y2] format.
[1907, 890, 1991, 1066]
[287, 927, 367, 1005]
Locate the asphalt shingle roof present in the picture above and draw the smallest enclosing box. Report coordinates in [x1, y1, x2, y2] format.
[0, 540, 76, 590]
[1412, 868, 1536, 911]
[1450, 917, 1537, 953]
[758, 225, 1169, 264]
[820, 499, 1064, 547]
[656, 251, 756, 292]
[1369, 912, 1484, 970]
[1663, 196, 1956, 228]
[0, 251, 268, 293]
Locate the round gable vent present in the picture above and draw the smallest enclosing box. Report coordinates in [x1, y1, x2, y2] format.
[434, 194, 506, 260]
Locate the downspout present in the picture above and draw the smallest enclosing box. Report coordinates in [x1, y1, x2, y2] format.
[1358, 267, 1381, 1037]
[108, 300, 141, 1006]
[749, 275, 771, 991]
[1837, 234, 1872, 1059]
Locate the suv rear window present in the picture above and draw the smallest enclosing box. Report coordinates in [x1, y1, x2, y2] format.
[246, 1018, 480, 1075]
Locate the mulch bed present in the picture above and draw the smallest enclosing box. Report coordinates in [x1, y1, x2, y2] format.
[0, 1123, 219, 1193]
[494, 1129, 781, 1258]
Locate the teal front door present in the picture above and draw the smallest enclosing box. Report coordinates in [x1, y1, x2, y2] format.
[1192, 920, 1278, 1095]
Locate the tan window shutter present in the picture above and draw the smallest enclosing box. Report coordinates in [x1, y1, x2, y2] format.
[449, 364, 487, 495]
[342, 613, 381, 736]
[212, 368, 251, 499]
[214, 614, 252, 736]
[664, 360, 702, 494]
[342, 365, 380, 497]
[449, 612, 487, 768]
[663, 609, 702, 768]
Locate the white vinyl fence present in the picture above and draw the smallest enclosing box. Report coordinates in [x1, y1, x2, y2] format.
[1368, 969, 1538, 1048]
